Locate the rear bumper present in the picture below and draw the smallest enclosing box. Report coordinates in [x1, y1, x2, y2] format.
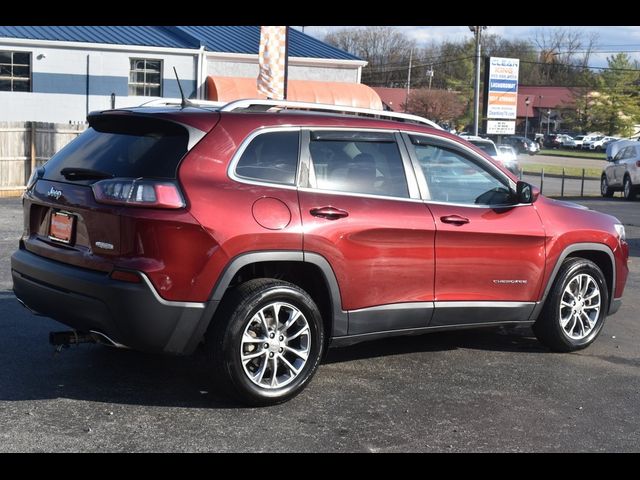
[11, 248, 211, 355]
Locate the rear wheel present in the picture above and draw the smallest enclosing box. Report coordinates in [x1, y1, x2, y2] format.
[601, 175, 614, 198]
[623, 175, 636, 200]
[206, 279, 324, 406]
[533, 258, 608, 352]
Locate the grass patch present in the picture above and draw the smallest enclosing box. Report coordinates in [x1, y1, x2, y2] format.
[522, 163, 601, 178]
[539, 149, 605, 160]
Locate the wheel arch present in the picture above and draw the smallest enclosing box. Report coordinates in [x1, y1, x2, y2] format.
[531, 243, 615, 321]
[184, 251, 346, 354]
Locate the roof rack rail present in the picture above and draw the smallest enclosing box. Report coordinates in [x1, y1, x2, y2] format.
[138, 98, 225, 108]
[219, 99, 442, 130]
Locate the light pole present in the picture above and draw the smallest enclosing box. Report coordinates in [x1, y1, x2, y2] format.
[538, 95, 543, 134]
[524, 97, 530, 140]
[547, 109, 551, 136]
[469, 26, 486, 136]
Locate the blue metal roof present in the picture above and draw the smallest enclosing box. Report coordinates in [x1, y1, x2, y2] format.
[178, 26, 361, 61]
[0, 26, 361, 61]
[0, 26, 196, 49]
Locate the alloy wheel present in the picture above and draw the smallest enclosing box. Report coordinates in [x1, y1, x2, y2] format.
[240, 301, 310, 389]
[558, 273, 601, 340]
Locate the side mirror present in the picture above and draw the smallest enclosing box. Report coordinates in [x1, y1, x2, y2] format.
[516, 181, 539, 204]
[607, 155, 614, 162]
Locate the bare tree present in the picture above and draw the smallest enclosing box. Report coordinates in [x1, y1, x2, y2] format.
[324, 26, 415, 86]
[533, 28, 599, 85]
[404, 88, 466, 125]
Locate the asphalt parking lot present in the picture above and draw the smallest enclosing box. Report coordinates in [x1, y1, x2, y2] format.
[1, 196, 639, 452]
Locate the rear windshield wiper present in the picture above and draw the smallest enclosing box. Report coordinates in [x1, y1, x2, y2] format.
[60, 167, 114, 181]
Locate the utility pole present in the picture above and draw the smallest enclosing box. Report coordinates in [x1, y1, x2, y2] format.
[405, 48, 413, 113]
[427, 64, 434, 90]
[469, 26, 486, 136]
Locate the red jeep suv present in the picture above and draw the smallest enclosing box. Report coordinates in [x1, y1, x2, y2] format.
[11, 99, 629, 405]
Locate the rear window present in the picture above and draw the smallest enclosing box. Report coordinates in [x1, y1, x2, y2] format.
[43, 116, 190, 183]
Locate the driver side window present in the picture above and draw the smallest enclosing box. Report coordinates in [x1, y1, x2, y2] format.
[410, 136, 512, 205]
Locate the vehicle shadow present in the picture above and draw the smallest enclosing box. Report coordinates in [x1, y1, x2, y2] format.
[0, 290, 547, 408]
[0, 291, 237, 408]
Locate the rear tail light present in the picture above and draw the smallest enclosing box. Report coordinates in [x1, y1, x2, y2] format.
[92, 178, 185, 209]
[636, 161, 640, 167]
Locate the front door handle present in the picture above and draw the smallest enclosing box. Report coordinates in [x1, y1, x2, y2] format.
[310, 206, 349, 220]
[440, 215, 469, 225]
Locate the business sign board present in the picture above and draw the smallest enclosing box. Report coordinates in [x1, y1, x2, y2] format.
[486, 57, 519, 119]
[486, 120, 516, 135]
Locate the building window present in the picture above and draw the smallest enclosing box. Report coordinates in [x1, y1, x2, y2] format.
[129, 58, 162, 96]
[0, 51, 31, 92]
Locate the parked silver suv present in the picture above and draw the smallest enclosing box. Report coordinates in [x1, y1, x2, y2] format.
[601, 140, 640, 200]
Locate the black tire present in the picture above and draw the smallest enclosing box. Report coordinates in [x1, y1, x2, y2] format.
[623, 175, 636, 200]
[205, 278, 324, 406]
[533, 258, 608, 352]
[601, 175, 614, 198]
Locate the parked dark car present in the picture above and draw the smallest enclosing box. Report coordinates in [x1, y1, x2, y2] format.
[11, 99, 629, 406]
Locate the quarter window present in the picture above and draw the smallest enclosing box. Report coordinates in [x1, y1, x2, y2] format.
[308, 132, 409, 198]
[235, 131, 300, 185]
[129, 58, 162, 96]
[410, 136, 512, 205]
[0, 51, 31, 92]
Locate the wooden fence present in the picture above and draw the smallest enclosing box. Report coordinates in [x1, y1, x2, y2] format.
[0, 122, 86, 195]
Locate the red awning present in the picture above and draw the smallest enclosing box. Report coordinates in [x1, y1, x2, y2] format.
[206, 76, 383, 110]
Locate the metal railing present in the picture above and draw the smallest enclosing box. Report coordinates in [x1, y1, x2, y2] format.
[520, 168, 601, 198]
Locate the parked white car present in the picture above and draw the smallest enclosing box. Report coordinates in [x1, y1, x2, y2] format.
[563, 134, 586, 149]
[459, 135, 520, 175]
[581, 134, 605, 150]
[601, 140, 640, 200]
[496, 145, 520, 175]
[589, 136, 620, 151]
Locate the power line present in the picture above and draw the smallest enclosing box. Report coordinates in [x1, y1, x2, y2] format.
[518, 59, 640, 73]
[365, 55, 475, 74]
[362, 51, 477, 70]
[364, 56, 640, 74]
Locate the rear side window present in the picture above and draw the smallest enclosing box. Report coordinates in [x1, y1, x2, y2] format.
[235, 131, 300, 185]
[44, 116, 189, 183]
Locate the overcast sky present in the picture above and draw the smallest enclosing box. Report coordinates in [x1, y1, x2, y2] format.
[296, 26, 640, 68]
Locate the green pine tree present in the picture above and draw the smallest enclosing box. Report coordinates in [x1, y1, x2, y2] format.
[587, 53, 640, 136]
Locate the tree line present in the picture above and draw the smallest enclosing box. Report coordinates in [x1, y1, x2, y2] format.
[324, 27, 640, 135]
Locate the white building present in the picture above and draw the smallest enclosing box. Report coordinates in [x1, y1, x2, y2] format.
[0, 26, 368, 123]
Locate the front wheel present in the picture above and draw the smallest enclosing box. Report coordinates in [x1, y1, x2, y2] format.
[601, 175, 614, 198]
[533, 258, 608, 352]
[206, 279, 324, 406]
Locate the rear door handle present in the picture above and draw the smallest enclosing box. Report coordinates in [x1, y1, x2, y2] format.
[440, 215, 469, 225]
[310, 206, 349, 220]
